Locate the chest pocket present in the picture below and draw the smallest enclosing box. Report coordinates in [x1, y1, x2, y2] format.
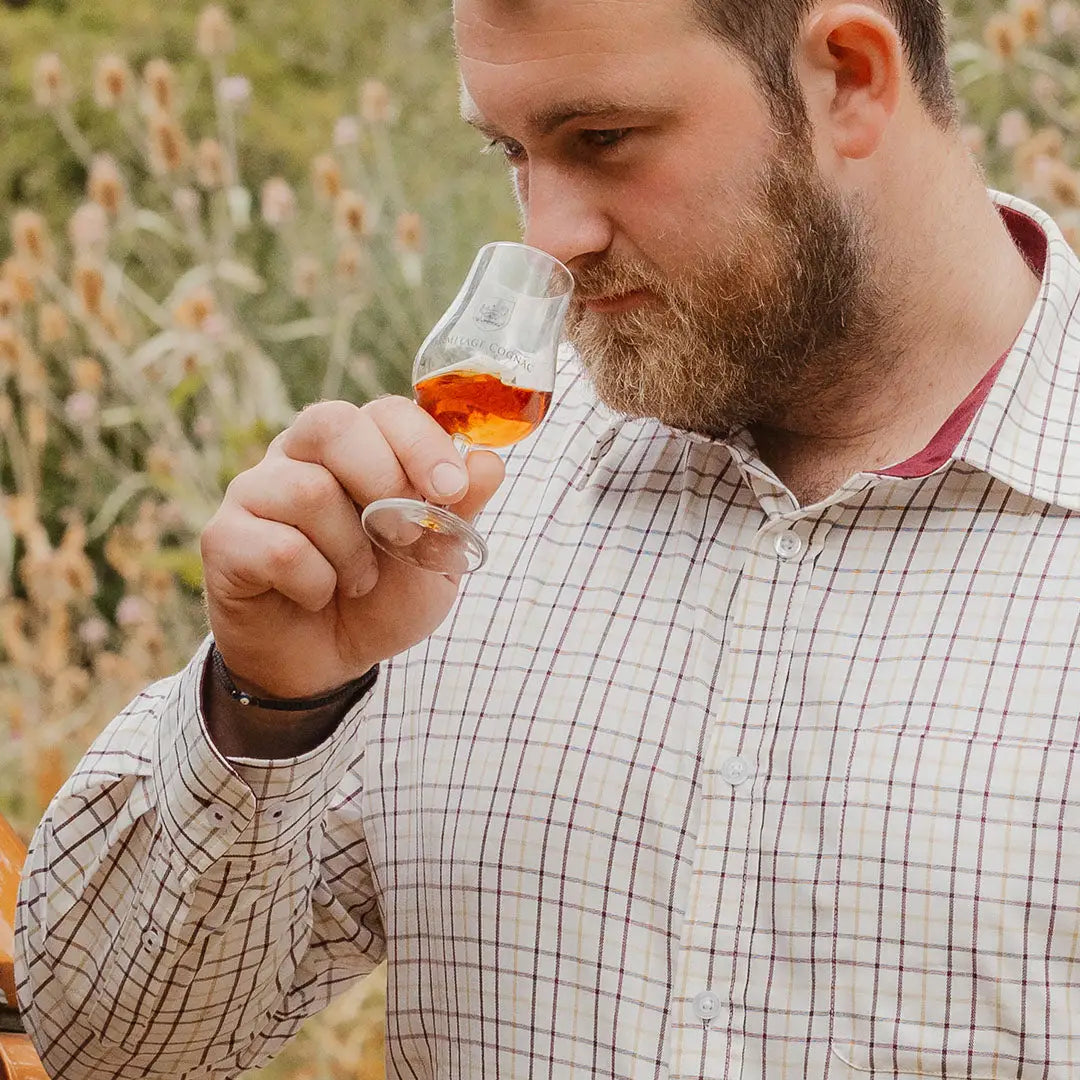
[831, 724, 1080, 1077]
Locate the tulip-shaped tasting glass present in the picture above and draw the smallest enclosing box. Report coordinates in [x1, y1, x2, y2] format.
[362, 242, 574, 575]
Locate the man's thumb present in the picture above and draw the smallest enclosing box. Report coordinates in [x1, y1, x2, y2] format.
[451, 449, 506, 522]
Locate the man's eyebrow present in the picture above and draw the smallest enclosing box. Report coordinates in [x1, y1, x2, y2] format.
[461, 109, 503, 140]
[461, 100, 658, 140]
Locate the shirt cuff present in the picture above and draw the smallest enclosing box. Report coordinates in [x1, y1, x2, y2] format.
[152, 636, 376, 879]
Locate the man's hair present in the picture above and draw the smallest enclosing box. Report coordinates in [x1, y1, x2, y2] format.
[691, 0, 955, 132]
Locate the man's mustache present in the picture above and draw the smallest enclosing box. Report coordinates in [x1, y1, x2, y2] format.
[569, 262, 665, 303]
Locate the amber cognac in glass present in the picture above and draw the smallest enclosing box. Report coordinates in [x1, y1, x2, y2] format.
[362, 242, 573, 575]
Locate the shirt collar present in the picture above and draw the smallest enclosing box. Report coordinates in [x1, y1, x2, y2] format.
[956, 190, 1080, 510]
[580, 191, 1080, 512]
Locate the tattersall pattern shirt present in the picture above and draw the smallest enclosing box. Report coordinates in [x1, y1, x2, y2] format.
[15, 191, 1080, 1079]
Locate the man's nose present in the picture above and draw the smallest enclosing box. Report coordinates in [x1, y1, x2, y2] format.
[520, 164, 612, 268]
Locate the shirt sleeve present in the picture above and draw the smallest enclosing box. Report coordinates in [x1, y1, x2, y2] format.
[13, 636, 386, 1079]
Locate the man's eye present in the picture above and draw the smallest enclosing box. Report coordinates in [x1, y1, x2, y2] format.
[580, 128, 631, 150]
[484, 138, 526, 164]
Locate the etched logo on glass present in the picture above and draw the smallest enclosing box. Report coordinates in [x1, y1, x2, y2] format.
[474, 298, 515, 330]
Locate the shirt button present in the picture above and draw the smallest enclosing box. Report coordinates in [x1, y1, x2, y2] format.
[720, 756, 753, 786]
[692, 990, 721, 1022]
[774, 531, 803, 559]
[206, 802, 236, 829]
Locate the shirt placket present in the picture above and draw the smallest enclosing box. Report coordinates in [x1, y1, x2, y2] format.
[668, 507, 826, 1080]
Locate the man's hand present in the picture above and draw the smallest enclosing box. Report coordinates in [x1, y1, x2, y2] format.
[201, 396, 505, 703]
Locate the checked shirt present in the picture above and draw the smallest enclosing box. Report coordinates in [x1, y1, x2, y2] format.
[15, 191, 1080, 1079]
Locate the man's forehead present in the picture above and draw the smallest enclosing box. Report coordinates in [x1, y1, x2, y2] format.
[454, 0, 698, 49]
[455, 0, 706, 132]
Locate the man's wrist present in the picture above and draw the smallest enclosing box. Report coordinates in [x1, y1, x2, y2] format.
[201, 652, 378, 760]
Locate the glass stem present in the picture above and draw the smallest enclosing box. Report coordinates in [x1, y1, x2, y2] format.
[452, 433, 472, 460]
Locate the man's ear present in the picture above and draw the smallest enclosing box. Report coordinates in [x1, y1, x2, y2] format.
[796, 3, 903, 160]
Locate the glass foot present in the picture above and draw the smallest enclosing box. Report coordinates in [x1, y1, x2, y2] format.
[361, 497, 487, 575]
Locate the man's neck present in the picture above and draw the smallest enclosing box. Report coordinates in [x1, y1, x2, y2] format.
[749, 161, 1042, 507]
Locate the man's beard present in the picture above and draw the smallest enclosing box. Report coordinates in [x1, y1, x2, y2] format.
[564, 140, 887, 439]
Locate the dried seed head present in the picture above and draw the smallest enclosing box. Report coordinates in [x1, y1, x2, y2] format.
[195, 137, 230, 189]
[312, 153, 344, 201]
[94, 54, 131, 108]
[69, 202, 110, 255]
[18, 351, 47, 397]
[0, 283, 18, 321]
[143, 58, 177, 114]
[984, 13, 1024, 60]
[196, 5, 235, 57]
[100, 304, 130, 344]
[95, 650, 139, 684]
[1050, 0, 1080, 34]
[145, 446, 177, 481]
[260, 177, 296, 227]
[38, 303, 69, 346]
[4, 496, 38, 538]
[333, 115, 361, 147]
[218, 75, 251, 109]
[960, 125, 986, 158]
[51, 668, 92, 712]
[73, 260, 107, 318]
[1015, 0, 1046, 39]
[135, 500, 164, 545]
[334, 243, 370, 289]
[1042, 158, 1080, 207]
[12, 210, 53, 267]
[335, 190, 369, 239]
[78, 616, 110, 650]
[395, 211, 424, 254]
[359, 79, 392, 124]
[116, 593, 152, 627]
[2, 259, 37, 304]
[104, 528, 140, 580]
[148, 112, 191, 175]
[1014, 126, 1065, 180]
[173, 286, 217, 330]
[143, 567, 176, 605]
[26, 401, 48, 448]
[62, 519, 97, 595]
[88, 154, 126, 217]
[997, 108, 1032, 149]
[73, 357, 105, 393]
[33, 53, 69, 109]
[1031, 73, 1058, 104]
[64, 390, 99, 425]
[0, 321, 21, 372]
[172, 186, 202, 223]
[291, 255, 321, 300]
[37, 620, 71, 687]
[0, 602, 32, 677]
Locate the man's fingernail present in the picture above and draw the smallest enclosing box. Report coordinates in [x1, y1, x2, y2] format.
[354, 565, 379, 597]
[431, 461, 467, 497]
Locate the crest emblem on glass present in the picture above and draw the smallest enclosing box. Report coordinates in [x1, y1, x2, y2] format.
[362, 242, 574, 575]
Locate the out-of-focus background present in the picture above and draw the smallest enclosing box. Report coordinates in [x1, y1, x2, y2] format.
[0, 0, 1073, 1075]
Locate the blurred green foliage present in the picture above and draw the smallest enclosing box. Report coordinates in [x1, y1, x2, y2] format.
[0, 0, 518, 299]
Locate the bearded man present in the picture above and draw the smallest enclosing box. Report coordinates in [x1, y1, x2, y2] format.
[16, 0, 1079, 1077]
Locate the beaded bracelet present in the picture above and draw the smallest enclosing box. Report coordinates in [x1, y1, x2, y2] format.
[210, 644, 379, 712]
